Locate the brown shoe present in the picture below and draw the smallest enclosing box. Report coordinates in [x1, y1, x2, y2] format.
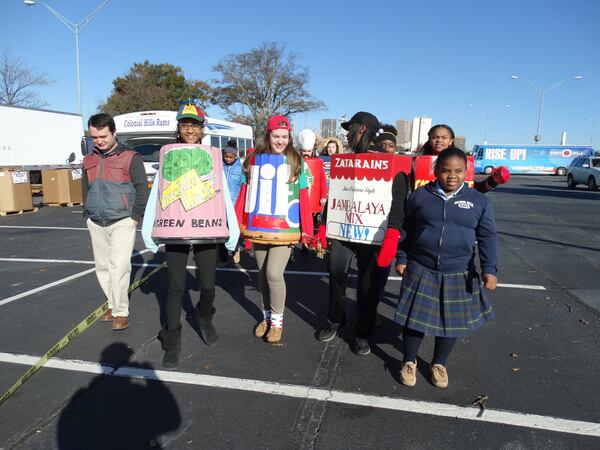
[112, 316, 129, 331]
[254, 320, 269, 338]
[400, 361, 417, 387]
[100, 308, 113, 322]
[266, 326, 282, 344]
[431, 364, 448, 388]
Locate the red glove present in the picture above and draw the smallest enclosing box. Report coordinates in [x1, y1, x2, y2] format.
[486, 166, 511, 189]
[377, 228, 401, 268]
[314, 224, 327, 251]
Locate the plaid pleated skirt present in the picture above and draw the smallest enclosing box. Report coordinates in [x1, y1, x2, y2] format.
[394, 261, 495, 337]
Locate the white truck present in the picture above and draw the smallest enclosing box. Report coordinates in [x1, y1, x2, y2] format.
[0, 104, 84, 184]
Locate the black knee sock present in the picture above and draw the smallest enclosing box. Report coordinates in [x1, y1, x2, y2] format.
[402, 327, 424, 363]
[432, 337, 457, 366]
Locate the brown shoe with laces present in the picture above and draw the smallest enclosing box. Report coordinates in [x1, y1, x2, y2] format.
[431, 364, 449, 388]
[254, 320, 269, 338]
[100, 308, 113, 322]
[112, 316, 129, 331]
[266, 326, 282, 344]
[400, 361, 417, 387]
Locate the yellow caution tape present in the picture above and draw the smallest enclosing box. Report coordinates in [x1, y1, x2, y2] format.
[0, 261, 166, 407]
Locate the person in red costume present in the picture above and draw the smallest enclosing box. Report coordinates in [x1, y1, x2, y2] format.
[298, 129, 327, 258]
[421, 124, 510, 192]
[314, 112, 408, 356]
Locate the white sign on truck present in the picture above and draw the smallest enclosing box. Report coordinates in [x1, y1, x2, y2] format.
[0, 104, 84, 170]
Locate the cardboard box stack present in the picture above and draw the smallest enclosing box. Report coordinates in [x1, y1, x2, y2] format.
[42, 169, 83, 205]
[0, 171, 34, 213]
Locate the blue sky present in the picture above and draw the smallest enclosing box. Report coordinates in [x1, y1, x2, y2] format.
[2, 0, 599, 148]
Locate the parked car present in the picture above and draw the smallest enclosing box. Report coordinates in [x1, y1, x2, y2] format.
[567, 156, 600, 190]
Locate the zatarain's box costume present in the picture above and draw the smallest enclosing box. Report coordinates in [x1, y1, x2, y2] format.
[326, 153, 411, 245]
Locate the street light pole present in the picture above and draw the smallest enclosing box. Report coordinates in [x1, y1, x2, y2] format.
[483, 105, 510, 144]
[511, 74, 582, 143]
[24, 0, 112, 116]
[483, 112, 490, 144]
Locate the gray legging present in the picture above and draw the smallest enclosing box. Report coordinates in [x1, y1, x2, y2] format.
[253, 243, 292, 315]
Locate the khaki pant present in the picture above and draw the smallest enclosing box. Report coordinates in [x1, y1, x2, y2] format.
[87, 218, 137, 317]
[254, 244, 292, 315]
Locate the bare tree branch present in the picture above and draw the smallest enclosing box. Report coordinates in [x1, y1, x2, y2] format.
[212, 42, 325, 137]
[0, 48, 52, 108]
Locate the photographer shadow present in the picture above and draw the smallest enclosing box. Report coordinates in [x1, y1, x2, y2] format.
[57, 342, 181, 450]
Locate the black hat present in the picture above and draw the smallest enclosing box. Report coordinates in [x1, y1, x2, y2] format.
[377, 124, 398, 144]
[341, 111, 381, 132]
[222, 146, 238, 155]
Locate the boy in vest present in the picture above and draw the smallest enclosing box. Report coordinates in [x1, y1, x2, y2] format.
[83, 113, 149, 330]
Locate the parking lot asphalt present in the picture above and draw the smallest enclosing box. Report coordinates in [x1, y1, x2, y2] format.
[0, 175, 599, 449]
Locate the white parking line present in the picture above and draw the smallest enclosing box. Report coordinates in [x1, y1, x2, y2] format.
[0, 268, 96, 307]
[0, 257, 547, 291]
[0, 250, 153, 307]
[0, 258, 94, 265]
[0, 351, 597, 438]
[0, 225, 141, 231]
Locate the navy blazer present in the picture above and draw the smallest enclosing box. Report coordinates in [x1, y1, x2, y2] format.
[396, 182, 498, 274]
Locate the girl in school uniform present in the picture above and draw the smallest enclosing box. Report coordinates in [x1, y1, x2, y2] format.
[394, 147, 498, 388]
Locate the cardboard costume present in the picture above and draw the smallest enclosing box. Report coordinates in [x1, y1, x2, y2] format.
[413, 155, 475, 189]
[303, 157, 327, 214]
[326, 153, 411, 245]
[151, 143, 229, 243]
[235, 153, 313, 245]
[320, 155, 332, 185]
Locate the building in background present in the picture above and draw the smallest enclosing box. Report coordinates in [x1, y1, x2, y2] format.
[454, 135, 466, 151]
[410, 116, 431, 152]
[320, 118, 337, 138]
[395, 119, 411, 150]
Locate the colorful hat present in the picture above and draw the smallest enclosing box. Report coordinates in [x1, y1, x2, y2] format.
[177, 99, 206, 123]
[266, 115, 291, 132]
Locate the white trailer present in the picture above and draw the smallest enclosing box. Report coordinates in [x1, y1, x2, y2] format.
[0, 105, 84, 183]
